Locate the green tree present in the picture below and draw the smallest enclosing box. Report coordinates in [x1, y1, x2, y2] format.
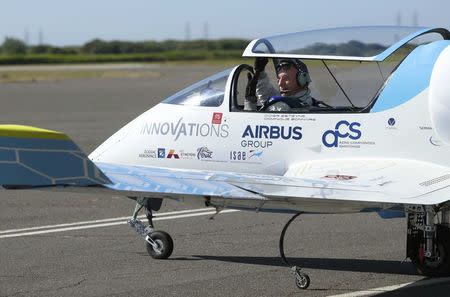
[2, 37, 27, 54]
[81, 39, 111, 54]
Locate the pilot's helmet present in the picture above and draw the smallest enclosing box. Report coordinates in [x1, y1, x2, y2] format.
[276, 59, 311, 88]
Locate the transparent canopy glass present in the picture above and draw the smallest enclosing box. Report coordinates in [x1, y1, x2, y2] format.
[162, 69, 231, 107]
[244, 26, 450, 60]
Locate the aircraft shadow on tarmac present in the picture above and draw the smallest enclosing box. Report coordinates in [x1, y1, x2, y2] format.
[178, 255, 418, 275]
[169, 255, 450, 296]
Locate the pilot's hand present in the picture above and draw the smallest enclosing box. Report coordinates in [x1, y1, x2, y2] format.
[254, 57, 268, 73]
[245, 72, 257, 103]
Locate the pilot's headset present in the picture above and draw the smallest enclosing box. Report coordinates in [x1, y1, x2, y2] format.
[277, 59, 312, 89]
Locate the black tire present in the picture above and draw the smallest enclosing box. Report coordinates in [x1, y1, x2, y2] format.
[146, 231, 173, 259]
[412, 226, 450, 277]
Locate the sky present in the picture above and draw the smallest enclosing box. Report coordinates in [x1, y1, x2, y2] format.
[1, 0, 449, 46]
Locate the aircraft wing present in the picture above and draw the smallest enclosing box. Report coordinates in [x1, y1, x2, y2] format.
[1, 125, 449, 214]
[96, 159, 450, 213]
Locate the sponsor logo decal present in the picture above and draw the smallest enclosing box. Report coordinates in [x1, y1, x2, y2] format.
[197, 147, 213, 159]
[323, 174, 357, 181]
[139, 149, 157, 158]
[212, 112, 222, 124]
[167, 149, 180, 159]
[322, 120, 362, 148]
[158, 148, 166, 158]
[153, 148, 196, 160]
[242, 125, 302, 140]
[419, 126, 432, 130]
[241, 140, 273, 148]
[249, 150, 263, 159]
[430, 136, 443, 147]
[179, 151, 195, 159]
[241, 125, 301, 148]
[229, 150, 264, 162]
[230, 151, 247, 161]
[140, 117, 229, 141]
[386, 117, 397, 130]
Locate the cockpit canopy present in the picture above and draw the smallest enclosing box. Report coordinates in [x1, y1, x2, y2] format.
[162, 26, 450, 113]
[243, 26, 450, 61]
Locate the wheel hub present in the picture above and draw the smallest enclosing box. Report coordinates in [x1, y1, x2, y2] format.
[152, 239, 164, 254]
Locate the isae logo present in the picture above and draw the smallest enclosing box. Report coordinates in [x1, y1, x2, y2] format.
[322, 120, 361, 148]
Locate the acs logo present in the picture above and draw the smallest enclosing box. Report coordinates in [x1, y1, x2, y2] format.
[322, 120, 361, 147]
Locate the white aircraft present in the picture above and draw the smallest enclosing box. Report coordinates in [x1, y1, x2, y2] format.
[2, 26, 450, 289]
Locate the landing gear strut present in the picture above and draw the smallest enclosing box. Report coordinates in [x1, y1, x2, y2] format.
[128, 197, 173, 259]
[407, 206, 450, 276]
[279, 213, 310, 289]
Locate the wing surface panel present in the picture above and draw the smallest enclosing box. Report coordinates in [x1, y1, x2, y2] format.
[97, 162, 265, 200]
[285, 159, 450, 202]
[96, 160, 450, 213]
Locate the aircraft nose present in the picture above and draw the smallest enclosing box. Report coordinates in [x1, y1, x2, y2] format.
[429, 47, 450, 144]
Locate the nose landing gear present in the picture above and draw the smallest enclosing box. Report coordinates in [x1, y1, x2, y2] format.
[128, 197, 174, 259]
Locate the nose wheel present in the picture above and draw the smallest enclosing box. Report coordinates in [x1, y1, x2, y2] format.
[293, 267, 311, 289]
[146, 231, 174, 259]
[280, 213, 311, 290]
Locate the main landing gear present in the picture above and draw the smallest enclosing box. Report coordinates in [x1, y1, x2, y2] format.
[279, 213, 311, 289]
[407, 206, 450, 276]
[128, 197, 173, 259]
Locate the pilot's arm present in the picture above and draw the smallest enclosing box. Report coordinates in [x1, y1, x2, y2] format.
[256, 71, 279, 105]
[244, 72, 258, 111]
[244, 71, 279, 111]
[244, 58, 278, 111]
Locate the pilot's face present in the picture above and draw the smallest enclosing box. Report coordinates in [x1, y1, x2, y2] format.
[277, 64, 300, 97]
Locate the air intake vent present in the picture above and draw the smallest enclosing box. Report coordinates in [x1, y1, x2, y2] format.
[419, 174, 450, 187]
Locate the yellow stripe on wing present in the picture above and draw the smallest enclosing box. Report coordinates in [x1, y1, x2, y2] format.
[0, 125, 69, 140]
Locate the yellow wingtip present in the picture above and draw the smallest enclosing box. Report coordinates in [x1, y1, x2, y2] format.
[0, 125, 70, 140]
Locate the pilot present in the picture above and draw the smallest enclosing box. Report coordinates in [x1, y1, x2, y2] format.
[244, 58, 316, 112]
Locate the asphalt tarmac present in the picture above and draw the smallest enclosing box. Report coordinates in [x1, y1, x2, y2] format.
[0, 64, 449, 297]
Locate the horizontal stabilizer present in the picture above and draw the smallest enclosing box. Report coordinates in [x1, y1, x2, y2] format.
[0, 125, 110, 188]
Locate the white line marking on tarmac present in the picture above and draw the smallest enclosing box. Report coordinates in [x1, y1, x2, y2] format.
[0, 207, 212, 234]
[327, 283, 413, 297]
[328, 277, 450, 297]
[0, 208, 239, 239]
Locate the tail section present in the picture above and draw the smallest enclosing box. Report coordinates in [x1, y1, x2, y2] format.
[0, 125, 110, 188]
